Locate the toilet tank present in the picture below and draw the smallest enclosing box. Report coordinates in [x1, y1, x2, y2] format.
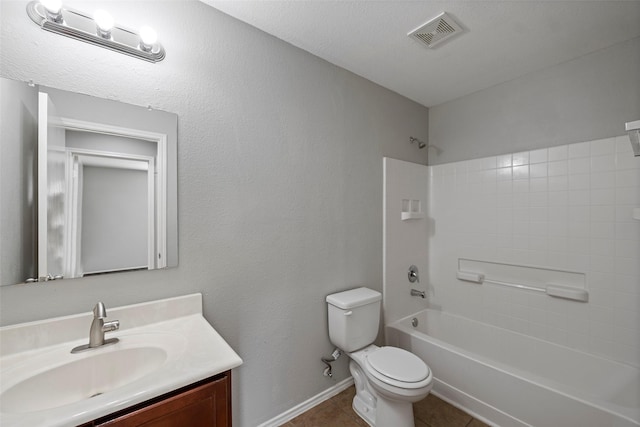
[326, 287, 382, 352]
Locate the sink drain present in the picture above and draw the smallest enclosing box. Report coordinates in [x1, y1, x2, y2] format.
[90, 392, 103, 398]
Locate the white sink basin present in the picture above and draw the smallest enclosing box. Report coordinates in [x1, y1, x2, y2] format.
[0, 294, 243, 427]
[1, 333, 181, 413]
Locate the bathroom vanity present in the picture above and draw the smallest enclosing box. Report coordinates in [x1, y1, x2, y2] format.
[80, 372, 231, 426]
[0, 294, 242, 427]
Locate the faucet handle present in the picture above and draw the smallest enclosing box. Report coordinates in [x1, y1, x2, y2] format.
[93, 302, 107, 319]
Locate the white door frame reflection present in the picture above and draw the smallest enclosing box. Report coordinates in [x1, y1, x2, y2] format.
[38, 92, 167, 281]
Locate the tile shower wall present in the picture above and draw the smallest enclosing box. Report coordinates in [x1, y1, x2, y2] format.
[428, 135, 640, 367]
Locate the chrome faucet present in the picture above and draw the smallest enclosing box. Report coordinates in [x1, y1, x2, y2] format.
[410, 289, 426, 299]
[71, 302, 119, 353]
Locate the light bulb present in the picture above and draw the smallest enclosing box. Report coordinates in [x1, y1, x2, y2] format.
[93, 10, 114, 38]
[139, 26, 157, 51]
[40, 0, 62, 14]
[40, 0, 63, 22]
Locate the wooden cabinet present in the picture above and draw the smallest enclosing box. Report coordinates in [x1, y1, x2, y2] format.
[81, 371, 231, 427]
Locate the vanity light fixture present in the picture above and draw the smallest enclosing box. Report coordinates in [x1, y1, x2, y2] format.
[93, 10, 114, 39]
[26, 1, 165, 62]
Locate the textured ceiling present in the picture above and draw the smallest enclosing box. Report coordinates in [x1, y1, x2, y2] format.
[202, 1, 640, 107]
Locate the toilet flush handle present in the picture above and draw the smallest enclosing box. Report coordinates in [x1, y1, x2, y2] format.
[344, 311, 353, 316]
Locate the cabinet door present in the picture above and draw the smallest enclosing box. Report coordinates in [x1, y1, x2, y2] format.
[96, 375, 230, 427]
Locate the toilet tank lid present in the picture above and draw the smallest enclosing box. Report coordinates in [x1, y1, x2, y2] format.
[326, 287, 382, 309]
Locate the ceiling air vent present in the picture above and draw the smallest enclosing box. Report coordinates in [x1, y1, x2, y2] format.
[408, 12, 464, 49]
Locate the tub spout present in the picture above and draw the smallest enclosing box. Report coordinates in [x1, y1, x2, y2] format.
[410, 289, 426, 299]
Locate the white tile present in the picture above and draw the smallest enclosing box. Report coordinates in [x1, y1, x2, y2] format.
[513, 165, 529, 180]
[616, 205, 640, 222]
[496, 167, 512, 181]
[616, 239, 640, 260]
[442, 162, 457, 175]
[590, 205, 615, 222]
[513, 208, 529, 222]
[530, 177, 548, 193]
[569, 174, 590, 190]
[590, 238, 615, 256]
[548, 205, 568, 222]
[616, 152, 640, 170]
[496, 180, 513, 194]
[463, 159, 481, 172]
[549, 145, 568, 161]
[548, 175, 568, 191]
[512, 152, 529, 166]
[529, 207, 548, 222]
[529, 222, 548, 237]
[548, 191, 568, 206]
[513, 179, 529, 193]
[482, 156, 497, 170]
[613, 309, 640, 331]
[497, 154, 513, 168]
[589, 255, 615, 273]
[548, 221, 568, 237]
[549, 160, 568, 176]
[529, 192, 548, 207]
[529, 236, 548, 251]
[591, 172, 616, 190]
[614, 274, 640, 294]
[616, 169, 640, 188]
[569, 141, 591, 158]
[569, 206, 589, 223]
[530, 163, 548, 178]
[616, 223, 640, 240]
[569, 221, 590, 239]
[513, 235, 529, 250]
[569, 157, 590, 174]
[591, 154, 616, 173]
[615, 257, 640, 277]
[569, 190, 589, 206]
[549, 236, 568, 252]
[612, 291, 640, 310]
[590, 222, 615, 239]
[616, 187, 640, 205]
[530, 148, 548, 164]
[616, 135, 632, 153]
[590, 138, 616, 156]
[568, 236, 590, 252]
[590, 189, 615, 205]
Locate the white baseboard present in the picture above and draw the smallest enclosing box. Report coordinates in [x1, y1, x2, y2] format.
[257, 377, 355, 427]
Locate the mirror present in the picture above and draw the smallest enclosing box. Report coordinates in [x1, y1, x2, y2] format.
[0, 77, 178, 286]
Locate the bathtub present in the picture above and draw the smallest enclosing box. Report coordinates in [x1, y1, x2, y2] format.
[386, 309, 640, 427]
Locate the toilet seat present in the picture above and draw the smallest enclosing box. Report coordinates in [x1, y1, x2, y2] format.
[364, 346, 431, 390]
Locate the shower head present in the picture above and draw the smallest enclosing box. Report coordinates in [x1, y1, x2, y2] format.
[625, 120, 640, 157]
[410, 136, 427, 149]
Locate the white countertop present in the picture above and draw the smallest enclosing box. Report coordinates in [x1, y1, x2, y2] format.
[0, 294, 242, 427]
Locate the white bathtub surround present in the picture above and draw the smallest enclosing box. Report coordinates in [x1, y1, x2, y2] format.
[383, 158, 430, 324]
[387, 309, 640, 427]
[428, 135, 640, 367]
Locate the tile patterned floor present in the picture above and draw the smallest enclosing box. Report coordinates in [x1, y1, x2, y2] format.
[281, 386, 490, 427]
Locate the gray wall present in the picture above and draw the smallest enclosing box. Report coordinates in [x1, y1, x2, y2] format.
[429, 37, 640, 164]
[0, 1, 428, 426]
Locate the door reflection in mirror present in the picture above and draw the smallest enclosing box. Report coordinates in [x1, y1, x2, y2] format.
[39, 91, 170, 281]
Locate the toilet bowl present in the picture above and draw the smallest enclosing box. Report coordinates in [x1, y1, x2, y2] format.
[326, 287, 432, 426]
[349, 345, 432, 426]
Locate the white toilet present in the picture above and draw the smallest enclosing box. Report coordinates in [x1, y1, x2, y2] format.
[326, 287, 432, 427]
